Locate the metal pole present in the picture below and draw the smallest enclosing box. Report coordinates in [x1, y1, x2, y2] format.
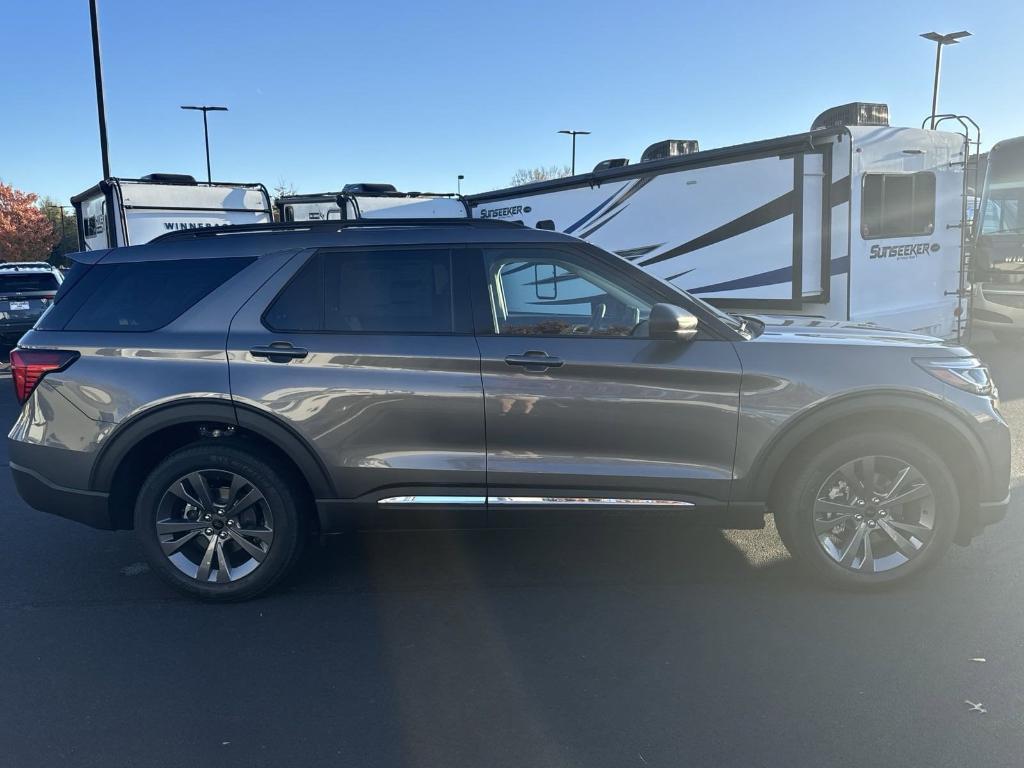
[89, 0, 111, 178]
[571, 134, 576, 175]
[202, 109, 211, 183]
[930, 41, 943, 130]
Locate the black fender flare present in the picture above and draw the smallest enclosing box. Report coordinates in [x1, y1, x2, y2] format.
[739, 390, 990, 502]
[89, 399, 335, 499]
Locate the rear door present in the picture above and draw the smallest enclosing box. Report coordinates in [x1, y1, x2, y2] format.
[226, 246, 486, 528]
[469, 243, 743, 524]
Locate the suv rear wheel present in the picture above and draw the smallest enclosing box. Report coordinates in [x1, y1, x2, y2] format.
[775, 431, 959, 588]
[135, 443, 304, 601]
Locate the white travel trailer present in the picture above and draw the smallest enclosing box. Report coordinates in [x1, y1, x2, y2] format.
[277, 183, 469, 222]
[467, 103, 971, 340]
[71, 174, 272, 251]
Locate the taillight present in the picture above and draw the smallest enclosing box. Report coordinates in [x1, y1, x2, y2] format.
[10, 349, 79, 405]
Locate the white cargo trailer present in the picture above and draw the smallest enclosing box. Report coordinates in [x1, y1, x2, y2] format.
[468, 103, 970, 339]
[71, 174, 272, 250]
[277, 183, 468, 222]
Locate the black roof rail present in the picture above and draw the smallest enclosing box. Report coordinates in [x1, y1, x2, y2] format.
[150, 217, 519, 244]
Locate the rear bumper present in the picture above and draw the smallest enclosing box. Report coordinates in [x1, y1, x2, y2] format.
[9, 462, 113, 530]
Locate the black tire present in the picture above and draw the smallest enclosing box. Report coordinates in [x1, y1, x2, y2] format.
[135, 442, 305, 601]
[774, 431, 959, 589]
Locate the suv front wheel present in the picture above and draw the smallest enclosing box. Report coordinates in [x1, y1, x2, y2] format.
[135, 443, 304, 601]
[775, 431, 960, 588]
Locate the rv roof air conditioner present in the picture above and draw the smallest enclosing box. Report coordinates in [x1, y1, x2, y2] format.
[140, 173, 198, 185]
[640, 140, 699, 163]
[593, 158, 630, 172]
[811, 102, 890, 131]
[342, 183, 399, 195]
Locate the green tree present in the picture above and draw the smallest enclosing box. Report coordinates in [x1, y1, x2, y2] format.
[38, 197, 80, 264]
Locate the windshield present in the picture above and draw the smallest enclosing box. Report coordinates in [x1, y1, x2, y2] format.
[980, 187, 1024, 235]
[980, 140, 1024, 235]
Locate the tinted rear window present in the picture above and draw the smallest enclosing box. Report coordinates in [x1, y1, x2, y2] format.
[38, 258, 252, 332]
[0, 273, 59, 293]
[264, 249, 454, 334]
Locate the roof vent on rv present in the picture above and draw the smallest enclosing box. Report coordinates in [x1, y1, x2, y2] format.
[811, 102, 890, 131]
[342, 183, 399, 195]
[593, 158, 630, 172]
[139, 173, 197, 185]
[640, 140, 699, 163]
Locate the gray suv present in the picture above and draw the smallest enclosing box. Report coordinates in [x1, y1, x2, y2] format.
[8, 220, 1011, 600]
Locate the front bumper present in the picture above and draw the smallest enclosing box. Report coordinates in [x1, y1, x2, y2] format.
[971, 284, 1024, 333]
[9, 462, 114, 530]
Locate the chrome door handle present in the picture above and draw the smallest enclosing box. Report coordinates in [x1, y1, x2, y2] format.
[504, 351, 564, 371]
[249, 343, 308, 363]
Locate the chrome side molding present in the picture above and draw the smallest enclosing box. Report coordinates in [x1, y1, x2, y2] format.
[377, 495, 693, 507]
[377, 495, 487, 505]
[489, 497, 693, 506]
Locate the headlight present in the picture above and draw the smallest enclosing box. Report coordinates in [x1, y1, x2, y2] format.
[915, 357, 996, 397]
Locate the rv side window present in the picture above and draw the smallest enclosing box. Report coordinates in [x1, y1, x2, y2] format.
[861, 172, 936, 238]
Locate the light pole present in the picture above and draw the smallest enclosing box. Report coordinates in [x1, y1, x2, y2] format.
[457, 174, 464, 195]
[920, 31, 971, 129]
[180, 105, 228, 183]
[89, 0, 111, 178]
[558, 129, 591, 175]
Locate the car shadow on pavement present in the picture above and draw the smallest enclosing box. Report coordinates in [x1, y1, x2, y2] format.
[286, 520, 801, 598]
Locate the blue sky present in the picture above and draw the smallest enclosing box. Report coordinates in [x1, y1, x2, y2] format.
[2, 0, 1022, 203]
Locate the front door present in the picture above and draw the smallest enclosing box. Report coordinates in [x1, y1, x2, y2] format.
[227, 245, 486, 528]
[470, 244, 743, 523]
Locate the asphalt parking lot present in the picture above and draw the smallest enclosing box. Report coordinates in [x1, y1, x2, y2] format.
[0, 338, 1022, 768]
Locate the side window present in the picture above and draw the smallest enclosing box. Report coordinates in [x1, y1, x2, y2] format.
[264, 249, 454, 334]
[483, 248, 652, 337]
[861, 172, 936, 238]
[50, 258, 253, 332]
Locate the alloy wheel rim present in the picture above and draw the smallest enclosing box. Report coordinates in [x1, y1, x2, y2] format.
[156, 469, 275, 583]
[813, 455, 935, 574]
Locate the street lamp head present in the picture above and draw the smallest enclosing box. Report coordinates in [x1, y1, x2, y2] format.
[180, 105, 229, 112]
[920, 30, 971, 45]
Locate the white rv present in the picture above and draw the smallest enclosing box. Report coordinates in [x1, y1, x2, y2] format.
[71, 174, 272, 250]
[277, 184, 468, 222]
[468, 103, 970, 340]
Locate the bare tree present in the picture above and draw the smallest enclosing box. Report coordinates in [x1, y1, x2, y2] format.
[272, 178, 298, 199]
[509, 165, 572, 187]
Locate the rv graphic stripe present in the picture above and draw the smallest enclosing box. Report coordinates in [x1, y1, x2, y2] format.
[563, 187, 624, 234]
[830, 176, 850, 206]
[579, 205, 630, 239]
[688, 256, 850, 295]
[639, 190, 796, 268]
[615, 244, 664, 259]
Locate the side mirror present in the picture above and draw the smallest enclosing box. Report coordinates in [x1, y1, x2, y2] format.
[649, 303, 699, 341]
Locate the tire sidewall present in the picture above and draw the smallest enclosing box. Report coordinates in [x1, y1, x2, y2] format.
[781, 431, 960, 588]
[135, 444, 301, 601]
